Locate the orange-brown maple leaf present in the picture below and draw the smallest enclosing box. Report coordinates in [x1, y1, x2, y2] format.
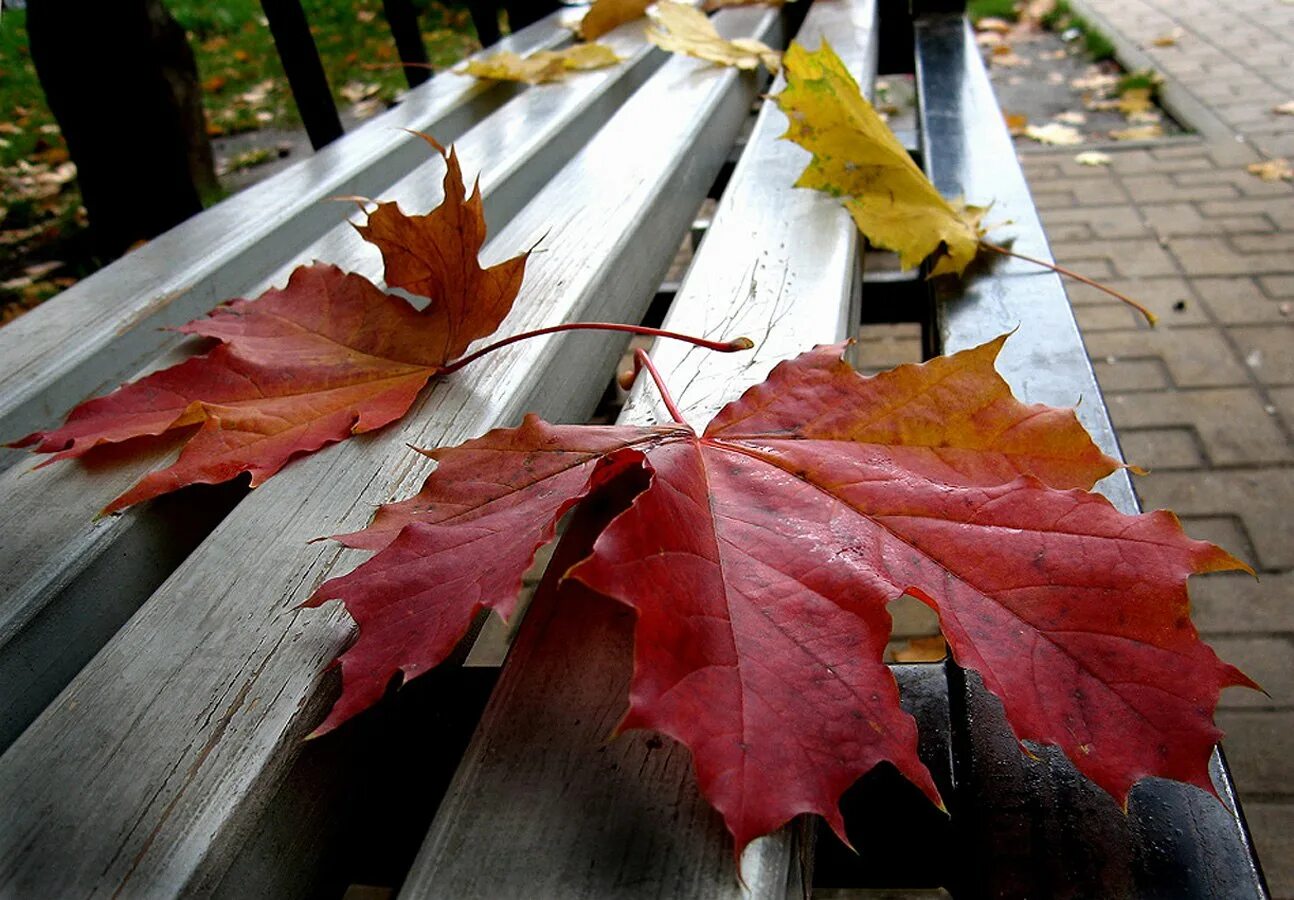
[10, 142, 529, 512]
[353, 134, 528, 363]
[309, 335, 1257, 856]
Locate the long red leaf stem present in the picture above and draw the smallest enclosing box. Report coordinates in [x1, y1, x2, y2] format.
[979, 241, 1158, 326]
[632, 348, 687, 425]
[439, 322, 754, 375]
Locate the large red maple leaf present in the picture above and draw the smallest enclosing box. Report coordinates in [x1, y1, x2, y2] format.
[308, 335, 1256, 855]
[10, 141, 529, 512]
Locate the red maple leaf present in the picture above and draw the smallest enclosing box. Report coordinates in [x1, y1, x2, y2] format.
[9, 141, 529, 512]
[308, 335, 1257, 855]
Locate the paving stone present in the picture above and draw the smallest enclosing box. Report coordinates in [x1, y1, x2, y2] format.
[1093, 357, 1172, 392]
[1141, 202, 1271, 237]
[1191, 571, 1294, 635]
[1194, 277, 1292, 324]
[1271, 386, 1294, 435]
[1073, 303, 1143, 332]
[1230, 324, 1294, 385]
[1233, 232, 1294, 253]
[1106, 389, 1289, 466]
[1085, 327, 1249, 388]
[1215, 710, 1294, 796]
[1168, 237, 1292, 276]
[1049, 238, 1178, 278]
[1037, 204, 1148, 239]
[1259, 275, 1294, 298]
[1133, 468, 1294, 570]
[1199, 197, 1294, 230]
[1209, 637, 1294, 709]
[1117, 427, 1205, 469]
[1241, 803, 1294, 900]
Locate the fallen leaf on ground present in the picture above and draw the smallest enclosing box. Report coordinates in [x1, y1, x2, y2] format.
[461, 44, 621, 83]
[1025, 122, 1084, 145]
[310, 335, 1255, 857]
[1273, 101, 1294, 116]
[892, 635, 948, 663]
[1004, 111, 1029, 135]
[10, 140, 530, 511]
[647, 2, 781, 72]
[1075, 150, 1112, 166]
[340, 81, 381, 103]
[1118, 87, 1154, 118]
[1071, 71, 1119, 92]
[990, 45, 1029, 67]
[1110, 123, 1164, 140]
[1055, 110, 1087, 125]
[974, 17, 1013, 33]
[578, 0, 651, 40]
[1151, 27, 1183, 46]
[774, 41, 983, 276]
[1246, 158, 1293, 182]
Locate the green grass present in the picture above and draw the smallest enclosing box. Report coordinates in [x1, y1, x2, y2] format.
[967, 0, 1019, 23]
[1040, 1, 1116, 61]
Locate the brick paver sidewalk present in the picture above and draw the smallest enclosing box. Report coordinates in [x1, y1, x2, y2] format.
[1019, 0, 1294, 894]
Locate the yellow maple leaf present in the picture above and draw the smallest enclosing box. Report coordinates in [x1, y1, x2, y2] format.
[646, 2, 781, 73]
[579, 0, 652, 40]
[461, 44, 621, 84]
[774, 40, 982, 277]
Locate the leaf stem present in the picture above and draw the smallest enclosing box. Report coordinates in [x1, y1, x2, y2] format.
[979, 241, 1158, 326]
[440, 322, 754, 375]
[633, 348, 687, 425]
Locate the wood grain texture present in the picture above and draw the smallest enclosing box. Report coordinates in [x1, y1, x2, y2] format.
[915, 16, 1266, 897]
[0, 9, 776, 895]
[401, 2, 878, 896]
[0, 19, 666, 754]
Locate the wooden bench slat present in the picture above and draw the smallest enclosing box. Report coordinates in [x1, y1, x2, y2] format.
[913, 15, 1267, 897]
[0, 12, 586, 472]
[399, 3, 878, 895]
[0, 18, 668, 753]
[0, 8, 785, 895]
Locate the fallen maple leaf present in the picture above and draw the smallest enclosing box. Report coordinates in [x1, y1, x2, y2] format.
[1110, 123, 1164, 141]
[1246, 158, 1293, 182]
[578, 0, 651, 40]
[646, 2, 781, 74]
[1075, 150, 1113, 166]
[774, 40, 983, 276]
[460, 44, 621, 84]
[10, 139, 530, 511]
[1025, 121, 1085, 145]
[308, 334, 1253, 855]
[1117, 87, 1155, 118]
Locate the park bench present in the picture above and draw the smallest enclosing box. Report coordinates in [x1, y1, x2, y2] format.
[0, 0, 1271, 896]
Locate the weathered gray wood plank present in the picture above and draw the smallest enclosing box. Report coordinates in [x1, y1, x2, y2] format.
[0, 12, 582, 470]
[0, 19, 666, 753]
[400, 2, 878, 895]
[0, 8, 782, 896]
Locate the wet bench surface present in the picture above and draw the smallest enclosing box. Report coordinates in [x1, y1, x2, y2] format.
[0, 1, 1269, 897]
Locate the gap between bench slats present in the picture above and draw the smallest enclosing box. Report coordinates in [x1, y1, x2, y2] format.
[0, 18, 667, 754]
[915, 14, 1268, 897]
[398, 2, 878, 896]
[0, 8, 785, 897]
[0, 14, 586, 473]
